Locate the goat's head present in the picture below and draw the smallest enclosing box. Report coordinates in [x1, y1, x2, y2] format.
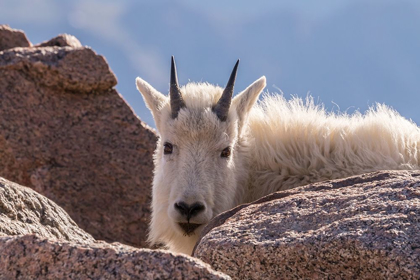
[136, 57, 266, 253]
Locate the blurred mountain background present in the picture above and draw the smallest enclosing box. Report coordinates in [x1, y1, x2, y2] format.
[2, 0, 420, 127]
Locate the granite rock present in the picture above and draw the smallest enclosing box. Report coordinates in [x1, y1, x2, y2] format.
[0, 234, 231, 279]
[0, 176, 229, 279]
[0, 25, 31, 51]
[0, 31, 157, 247]
[0, 46, 117, 93]
[0, 176, 94, 243]
[194, 170, 420, 279]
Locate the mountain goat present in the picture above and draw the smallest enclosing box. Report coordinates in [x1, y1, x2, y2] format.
[136, 57, 420, 255]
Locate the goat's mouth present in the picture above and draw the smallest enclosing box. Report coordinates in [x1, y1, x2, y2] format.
[178, 223, 202, 236]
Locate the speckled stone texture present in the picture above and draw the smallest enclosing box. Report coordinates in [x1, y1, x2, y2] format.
[0, 235, 231, 279]
[194, 170, 420, 279]
[0, 25, 31, 51]
[0, 176, 230, 279]
[0, 30, 157, 247]
[0, 176, 94, 243]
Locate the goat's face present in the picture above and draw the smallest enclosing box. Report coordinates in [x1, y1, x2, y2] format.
[156, 104, 238, 238]
[136, 58, 266, 254]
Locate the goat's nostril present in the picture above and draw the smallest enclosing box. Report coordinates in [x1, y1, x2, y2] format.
[174, 202, 189, 216]
[189, 202, 205, 217]
[174, 202, 205, 220]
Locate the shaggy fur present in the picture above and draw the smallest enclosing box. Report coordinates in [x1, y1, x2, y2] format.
[136, 75, 420, 255]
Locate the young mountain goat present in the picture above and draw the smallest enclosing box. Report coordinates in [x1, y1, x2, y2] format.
[136, 57, 420, 255]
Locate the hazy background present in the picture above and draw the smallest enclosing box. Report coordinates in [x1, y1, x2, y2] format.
[2, 0, 420, 127]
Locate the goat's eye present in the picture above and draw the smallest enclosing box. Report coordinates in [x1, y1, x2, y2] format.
[221, 147, 231, 158]
[163, 142, 173, 154]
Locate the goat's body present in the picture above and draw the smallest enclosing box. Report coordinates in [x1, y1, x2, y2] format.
[243, 95, 420, 202]
[137, 61, 420, 255]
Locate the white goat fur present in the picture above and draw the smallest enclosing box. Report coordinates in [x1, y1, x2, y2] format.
[136, 75, 420, 255]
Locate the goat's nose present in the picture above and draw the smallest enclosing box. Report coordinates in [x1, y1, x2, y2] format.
[174, 201, 205, 220]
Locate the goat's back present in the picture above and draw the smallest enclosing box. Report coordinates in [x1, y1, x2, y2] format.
[245, 95, 420, 200]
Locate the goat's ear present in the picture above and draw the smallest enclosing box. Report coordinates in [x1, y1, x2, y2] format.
[136, 77, 167, 126]
[232, 76, 266, 126]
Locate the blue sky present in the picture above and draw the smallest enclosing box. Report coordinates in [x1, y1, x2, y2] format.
[2, 0, 420, 127]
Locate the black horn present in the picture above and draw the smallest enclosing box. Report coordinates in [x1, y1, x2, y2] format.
[170, 56, 186, 119]
[213, 59, 239, 121]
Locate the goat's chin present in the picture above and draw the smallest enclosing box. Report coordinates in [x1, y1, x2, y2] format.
[171, 221, 205, 237]
[149, 209, 208, 255]
[167, 225, 202, 255]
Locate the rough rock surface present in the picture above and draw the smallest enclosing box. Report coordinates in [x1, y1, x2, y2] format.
[0, 235, 230, 280]
[0, 176, 94, 243]
[194, 170, 420, 279]
[35, 34, 82, 48]
[0, 25, 31, 51]
[0, 46, 117, 92]
[0, 176, 230, 279]
[0, 31, 157, 247]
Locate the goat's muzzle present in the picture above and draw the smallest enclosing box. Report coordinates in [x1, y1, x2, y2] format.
[178, 223, 202, 236]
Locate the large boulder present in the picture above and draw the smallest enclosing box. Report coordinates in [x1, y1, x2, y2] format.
[0, 28, 157, 247]
[0, 176, 94, 243]
[0, 235, 230, 280]
[194, 170, 420, 279]
[0, 177, 230, 279]
[0, 25, 31, 51]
